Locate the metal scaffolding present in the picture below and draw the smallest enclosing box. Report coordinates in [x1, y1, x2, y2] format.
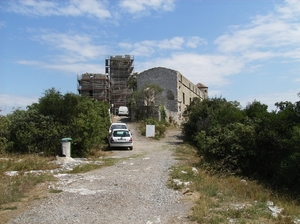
[105, 55, 134, 110]
[77, 73, 109, 102]
[77, 55, 134, 112]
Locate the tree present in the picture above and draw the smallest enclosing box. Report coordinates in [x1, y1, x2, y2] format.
[182, 97, 300, 197]
[136, 83, 164, 119]
[0, 115, 11, 153]
[69, 96, 110, 156]
[7, 108, 58, 154]
[6, 88, 110, 157]
[182, 97, 244, 143]
[34, 88, 64, 122]
[244, 100, 268, 118]
[127, 72, 137, 91]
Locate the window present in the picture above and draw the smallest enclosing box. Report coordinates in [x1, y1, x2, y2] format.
[182, 92, 185, 104]
[113, 130, 130, 137]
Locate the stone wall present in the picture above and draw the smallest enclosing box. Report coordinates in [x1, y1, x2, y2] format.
[137, 67, 206, 124]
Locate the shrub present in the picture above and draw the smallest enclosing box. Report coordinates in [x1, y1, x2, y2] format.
[182, 97, 300, 198]
[4, 88, 110, 157]
[139, 118, 167, 139]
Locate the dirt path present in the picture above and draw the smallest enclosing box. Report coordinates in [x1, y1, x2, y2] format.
[6, 116, 193, 224]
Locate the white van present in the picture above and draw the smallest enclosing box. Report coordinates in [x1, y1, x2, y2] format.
[118, 106, 129, 116]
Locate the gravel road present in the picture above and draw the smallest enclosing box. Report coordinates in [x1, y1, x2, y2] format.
[8, 117, 193, 224]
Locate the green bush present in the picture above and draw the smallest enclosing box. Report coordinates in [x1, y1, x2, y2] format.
[139, 118, 167, 139]
[182, 97, 300, 198]
[275, 125, 300, 194]
[0, 115, 11, 153]
[4, 88, 110, 157]
[195, 121, 257, 174]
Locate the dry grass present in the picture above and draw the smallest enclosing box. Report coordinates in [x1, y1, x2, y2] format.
[170, 144, 300, 224]
[0, 149, 115, 205]
[0, 149, 127, 222]
[0, 154, 59, 208]
[0, 154, 59, 171]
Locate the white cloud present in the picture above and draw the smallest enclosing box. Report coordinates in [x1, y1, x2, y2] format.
[32, 31, 109, 62]
[44, 63, 105, 74]
[242, 51, 276, 62]
[4, 0, 175, 19]
[8, 1, 300, 90]
[186, 36, 207, 48]
[17, 60, 104, 75]
[6, 0, 112, 19]
[120, 36, 206, 56]
[119, 0, 175, 14]
[276, 0, 300, 19]
[215, 0, 300, 63]
[118, 42, 132, 50]
[17, 60, 41, 66]
[157, 37, 185, 50]
[71, 0, 112, 19]
[130, 42, 156, 56]
[0, 94, 39, 115]
[238, 89, 300, 111]
[136, 53, 244, 87]
[125, 0, 300, 89]
[15, 29, 109, 74]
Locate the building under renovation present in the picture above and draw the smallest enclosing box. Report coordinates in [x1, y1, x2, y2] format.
[106, 55, 134, 112]
[77, 57, 208, 124]
[77, 73, 109, 102]
[77, 55, 134, 112]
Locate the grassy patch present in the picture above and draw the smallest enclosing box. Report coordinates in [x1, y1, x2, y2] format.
[169, 144, 300, 223]
[66, 163, 102, 174]
[0, 154, 59, 208]
[102, 157, 120, 166]
[0, 173, 55, 208]
[1, 206, 17, 211]
[49, 189, 63, 194]
[0, 154, 60, 172]
[88, 148, 113, 159]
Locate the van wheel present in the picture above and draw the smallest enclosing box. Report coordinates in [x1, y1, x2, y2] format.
[129, 147, 133, 150]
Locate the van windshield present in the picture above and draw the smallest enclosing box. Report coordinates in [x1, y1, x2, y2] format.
[111, 124, 127, 130]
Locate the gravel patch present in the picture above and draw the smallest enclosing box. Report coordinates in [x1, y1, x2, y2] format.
[8, 118, 193, 224]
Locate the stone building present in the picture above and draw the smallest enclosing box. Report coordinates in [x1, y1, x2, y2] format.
[77, 55, 134, 114]
[137, 67, 208, 124]
[77, 73, 109, 101]
[105, 55, 134, 112]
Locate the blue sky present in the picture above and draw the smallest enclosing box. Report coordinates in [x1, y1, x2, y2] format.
[1, 0, 299, 115]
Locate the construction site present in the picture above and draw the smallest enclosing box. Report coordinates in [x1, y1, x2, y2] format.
[77, 73, 110, 101]
[77, 55, 134, 113]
